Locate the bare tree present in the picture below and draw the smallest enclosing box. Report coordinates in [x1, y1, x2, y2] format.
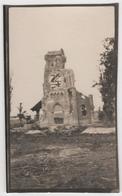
[17, 103, 26, 127]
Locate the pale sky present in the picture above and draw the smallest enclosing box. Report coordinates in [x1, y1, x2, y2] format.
[9, 6, 115, 116]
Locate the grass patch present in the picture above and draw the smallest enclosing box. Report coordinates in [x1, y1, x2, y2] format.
[9, 126, 118, 192]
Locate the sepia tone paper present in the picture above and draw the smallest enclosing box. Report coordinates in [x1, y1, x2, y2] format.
[4, 4, 119, 192]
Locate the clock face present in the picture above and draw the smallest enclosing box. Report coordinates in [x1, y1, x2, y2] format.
[48, 72, 64, 89]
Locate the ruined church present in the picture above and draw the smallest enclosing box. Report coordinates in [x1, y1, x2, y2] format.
[31, 49, 94, 127]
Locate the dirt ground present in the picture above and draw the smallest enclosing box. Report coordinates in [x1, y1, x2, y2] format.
[9, 126, 119, 192]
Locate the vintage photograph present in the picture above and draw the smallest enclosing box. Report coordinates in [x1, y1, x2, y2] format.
[4, 4, 119, 192]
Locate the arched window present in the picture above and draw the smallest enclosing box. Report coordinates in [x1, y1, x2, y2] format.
[53, 104, 63, 113]
[53, 104, 64, 124]
[81, 104, 87, 116]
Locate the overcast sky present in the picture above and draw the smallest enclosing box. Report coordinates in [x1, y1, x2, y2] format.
[9, 6, 115, 116]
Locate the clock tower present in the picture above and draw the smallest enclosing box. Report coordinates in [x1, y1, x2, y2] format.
[40, 49, 79, 127]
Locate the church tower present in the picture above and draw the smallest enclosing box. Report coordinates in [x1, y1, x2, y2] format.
[40, 49, 79, 127]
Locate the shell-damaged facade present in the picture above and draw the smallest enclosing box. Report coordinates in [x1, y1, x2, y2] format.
[40, 49, 94, 127]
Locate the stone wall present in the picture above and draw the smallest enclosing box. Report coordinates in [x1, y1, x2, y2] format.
[40, 49, 94, 128]
[77, 92, 94, 125]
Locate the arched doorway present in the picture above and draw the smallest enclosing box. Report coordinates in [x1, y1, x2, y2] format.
[53, 104, 64, 124]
